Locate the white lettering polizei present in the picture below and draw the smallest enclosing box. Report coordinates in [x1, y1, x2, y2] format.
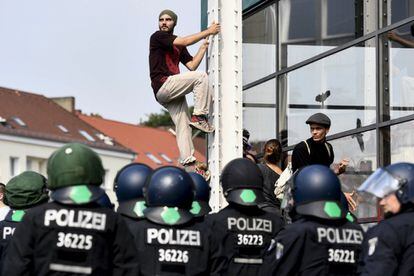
[44, 209, 106, 231]
[317, 227, 363, 244]
[227, 217, 272, 233]
[2, 227, 15, 239]
[146, 228, 201, 246]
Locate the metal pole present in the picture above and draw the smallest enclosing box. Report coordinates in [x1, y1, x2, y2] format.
[207, 0, 243, 212]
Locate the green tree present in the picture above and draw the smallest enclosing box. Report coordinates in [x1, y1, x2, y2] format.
[141, 109, 173, 127]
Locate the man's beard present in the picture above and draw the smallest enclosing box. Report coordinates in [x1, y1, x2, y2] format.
[159, 26, 174, 34]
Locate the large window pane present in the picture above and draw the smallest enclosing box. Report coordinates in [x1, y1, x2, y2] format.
[385, 21, 414, 120]
[279, 0, 365, 68]
[390, 0, 414, 25]
[243, 4, 276, 85]
[281, 38, 376, 146]
[330, 130, 378, 219]
[390, 120, 414, 162]
[243, 79, 275, 104]
[243, 107, 276, 143]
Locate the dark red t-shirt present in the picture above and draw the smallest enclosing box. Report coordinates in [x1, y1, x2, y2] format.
[149, 31, 193, 94]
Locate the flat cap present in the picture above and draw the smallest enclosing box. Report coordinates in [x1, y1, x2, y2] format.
[306, 113, 331, 127]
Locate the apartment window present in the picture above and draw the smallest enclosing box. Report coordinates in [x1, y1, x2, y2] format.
[146, 153, 162, 165]
[10, 157, 19, 177]
[12, 116, 26, 127]
[79, 130, 96, 142]
[159, 153, 173, 163]
[57, 125, 69, 133]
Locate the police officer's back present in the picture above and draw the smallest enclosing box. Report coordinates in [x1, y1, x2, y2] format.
[358, 162, 414, 275]
[3, 143, 138, 275]
[262, 165, 364, 276]
[114, 163, 153, 227]
[130, 166, 222, 275]
[207, 158, 284, 276]
[0, 171, 49, 273]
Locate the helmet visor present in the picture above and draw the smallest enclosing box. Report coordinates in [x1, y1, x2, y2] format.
[358, 168, 401, 198]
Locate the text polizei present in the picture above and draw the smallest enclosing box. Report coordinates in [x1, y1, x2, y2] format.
[317, 227, 364, 244]
[147, 228, 201, 246]
[227, 217, 272, 233]
[2, 227, 15, 239]
[44, 209, 106, 231]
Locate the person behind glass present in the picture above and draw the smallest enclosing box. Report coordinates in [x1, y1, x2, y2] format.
[242, 128, 258, 163]
[149, 9, 220, 169]
[291, 112, 356, 210]
[388, 23, 414, 48]
[257, 139, 283, 214]
[0, 184, 10, 221]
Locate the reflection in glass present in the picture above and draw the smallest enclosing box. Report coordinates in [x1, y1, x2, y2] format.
[242, 4, 276, 85]
[329, 131, 378, 219]
[243, 107, 276, 144]
[390, 121, 414, 163]
[243, 79, 275, 104]
[281, 38, 376, 146]
[390, 0, 414, 25]
[279, 0, 359, 68]
[385, 21, 414, 120]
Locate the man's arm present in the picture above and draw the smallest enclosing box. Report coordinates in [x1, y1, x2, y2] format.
[173, 22, 220, 47]
[388, 31, 414, 48]
[185, 38, 209, 71]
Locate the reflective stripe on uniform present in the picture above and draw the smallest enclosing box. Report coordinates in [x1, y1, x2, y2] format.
[49, 263, 92, 274]
[233, 257, 263, 264]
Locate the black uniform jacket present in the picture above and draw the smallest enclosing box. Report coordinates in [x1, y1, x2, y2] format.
[358, 210, 414, 276]
[3, 202, 139, 276]
[0, 210, 20, 273]
[130, 218, 225, 275]
[292, 138, 334, 172]
[206, 204, 284, 276]
[262, 216, 364, 276]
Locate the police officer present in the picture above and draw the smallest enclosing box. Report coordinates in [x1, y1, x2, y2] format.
[188, 172, 211, 221]
[0, 171, 49, 272]
[207, 158, 284, 275]
[3, 143, 139, 275]
[114, 163, 153, 226]
[96, 192, 115, 210]
[262, 165, 364, 275]
[358, 162, 414, 275]
[130, 166, 223, 275]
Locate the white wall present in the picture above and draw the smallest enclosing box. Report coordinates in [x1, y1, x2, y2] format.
[0, 134, 134, 205]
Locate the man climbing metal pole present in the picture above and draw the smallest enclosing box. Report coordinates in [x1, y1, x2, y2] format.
[149, 9, 220, 173]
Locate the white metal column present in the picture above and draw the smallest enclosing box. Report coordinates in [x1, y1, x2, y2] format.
[207, 0, 243, 212]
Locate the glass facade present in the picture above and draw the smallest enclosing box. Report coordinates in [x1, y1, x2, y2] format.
[241, 0, 414, 222]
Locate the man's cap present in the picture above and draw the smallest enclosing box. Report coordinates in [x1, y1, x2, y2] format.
[5, 171, 49, 209]
[306, 113, 331, 128]
[159, 9, 178, 25]
[47, 143, 105, 191]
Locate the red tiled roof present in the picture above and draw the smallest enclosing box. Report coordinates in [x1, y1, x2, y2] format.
[78, 114, 206, 168]
[0, 87, 132, 153]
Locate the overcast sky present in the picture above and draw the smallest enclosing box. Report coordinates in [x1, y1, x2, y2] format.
[0, 0, 202, 124]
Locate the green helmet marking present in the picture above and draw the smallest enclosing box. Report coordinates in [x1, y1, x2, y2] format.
[69, 185, 92, 204]
[190, 201, 201, 215]
[240, 189, 256, 203]
[161, 207, 181, 225]
[324, 201, 342, 218]
[12, 210, 26, 222]
[133, 201, 146, 217]
[346, 212, 355, 222]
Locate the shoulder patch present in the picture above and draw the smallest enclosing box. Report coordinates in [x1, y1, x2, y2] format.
[368, 237, 378, 256]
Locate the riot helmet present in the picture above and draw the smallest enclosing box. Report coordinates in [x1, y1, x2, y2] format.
[5, 171, 49, 210]
[47, 143, 105, 204]
[114, 163, 153, 218]
[144, 166, 195, 225]
[293, 165, 345, 219]
[220, 158, 265, 206]
[358, 162, 414, 205]
[189, 172, 211, 217]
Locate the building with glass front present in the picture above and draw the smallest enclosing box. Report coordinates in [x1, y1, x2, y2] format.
[202, 0, 414, 223]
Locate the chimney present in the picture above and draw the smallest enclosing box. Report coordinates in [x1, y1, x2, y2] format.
[51, 97, 75, 113]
